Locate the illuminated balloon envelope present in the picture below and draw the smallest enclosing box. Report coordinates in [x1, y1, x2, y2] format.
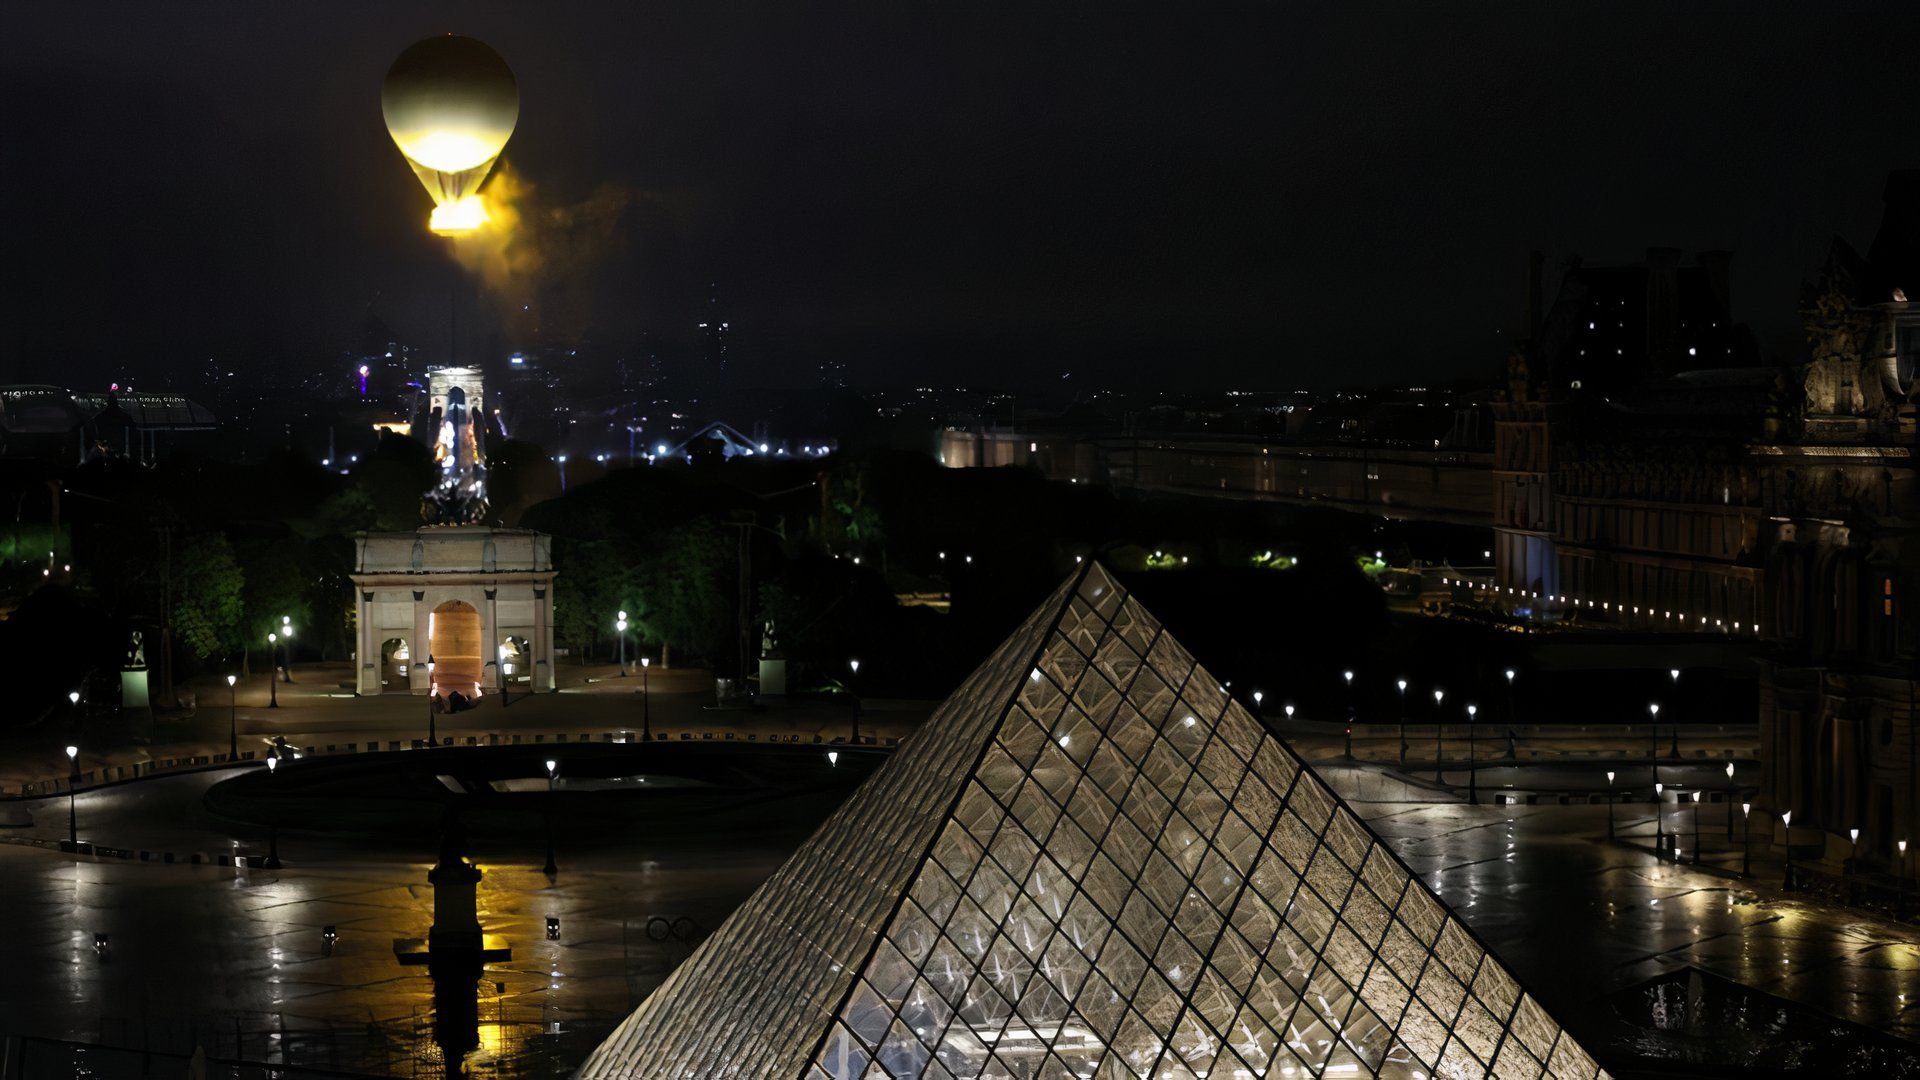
[381, 35, 518, 235]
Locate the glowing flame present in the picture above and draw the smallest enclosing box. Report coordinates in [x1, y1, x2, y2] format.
[431, 195, 489, 235]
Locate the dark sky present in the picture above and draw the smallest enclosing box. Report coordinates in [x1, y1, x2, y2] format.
[3, 2, 1917, 393]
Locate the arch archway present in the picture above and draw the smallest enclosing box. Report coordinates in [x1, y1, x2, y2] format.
[380, 637, 411, 689]
[429, 600, 484, 703]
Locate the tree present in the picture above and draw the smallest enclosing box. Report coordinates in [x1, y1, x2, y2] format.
[550, 529, 634, 663]
[642, 518, 732, 672]
[171, 533, 244, 662]
[235, 536, 311, 654]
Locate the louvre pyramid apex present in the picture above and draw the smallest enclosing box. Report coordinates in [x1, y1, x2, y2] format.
[582, 562, 1607, 1079]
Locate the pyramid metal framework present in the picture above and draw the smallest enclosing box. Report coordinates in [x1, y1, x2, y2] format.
[581, 563, 1607, 1080]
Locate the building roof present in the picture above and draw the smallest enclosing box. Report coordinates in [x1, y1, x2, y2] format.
[580, 562, 1607, 1080]
[69, 392, 217, 430]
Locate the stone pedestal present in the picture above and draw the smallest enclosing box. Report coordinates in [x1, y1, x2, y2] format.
[428, 857, 484, 953]
[758, 658, 788, 697]
[349, 527, 557, 697]
[120, 669, 149, 710]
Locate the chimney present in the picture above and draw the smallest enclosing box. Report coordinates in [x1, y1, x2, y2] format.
[1697, 250, 1732, 323]
[1645, 247, 1682, 377]
[1526, 249, 1545, 338]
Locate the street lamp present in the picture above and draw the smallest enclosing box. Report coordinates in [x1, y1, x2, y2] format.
[1647, 702, 1660, 818]
[1341, 670, 1354, 758]
[1781, 809, 1794, 888]
[425, 657, 437, 746]
[1690, 791, 1701, 865]
[226, 674, 239, 759]
[1503, 668, 1518, 759]
[266, 634, 279, 709]
[1667, 668, 1681, 756]
[1252, 690, 1264, 710]
[1724, 762, 1736, 840]
[1741, 802, 1751, 875]
[1606, 771, 1616, 838]
[616, 611, 629, 677]
[543, 758, 558, 878]
[640, 656, 652, 741]
[280, 616, 294, 683]
[1432, 688, 1445, 783]
[848, 658, 862, 745]
[1655, 781, 1665, 856]
[1396, 679, 1408, 767]
[64, 744, 78, 847]
[1465, 704, 1478, 804]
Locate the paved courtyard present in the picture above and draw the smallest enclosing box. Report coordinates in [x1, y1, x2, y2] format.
[2, 752, 1915, 1075]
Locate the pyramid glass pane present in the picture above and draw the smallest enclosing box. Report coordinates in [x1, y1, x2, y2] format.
[580, 563, 1609, 1080]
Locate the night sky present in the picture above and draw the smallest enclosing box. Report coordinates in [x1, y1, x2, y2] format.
[3, 2, 1917, 393]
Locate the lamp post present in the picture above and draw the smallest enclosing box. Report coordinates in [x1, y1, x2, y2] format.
[266, 634, 279, 708]
[849, 659, 862, 745]
[1342, 670, 1354, 758]
[1655, 781, 1665, 857]
[1668, 668, 1681, 757]
[1647, 702, 1660, 820]
[1466, 703, 1478, 804]
[1781, 809, 1793, 889]
[65, 744, 78, 847]
[1741, 802, 1751, 876]
[1690, 791, 1701, 865]
[280, 616, 294, 683]
[1606, 771, 1616, 838]
[226, 674, 239, 760]
[616, 611, 628, 677]
[1724, 762, 1736, 841]
[263, 754, 283, 868]
[543, 758, 558, 878]
[1432, 688, 1445, 783]
[425, 657, 436, 746]
[1396, 678, 1408, 767]
[1849, 827, 1861, 874]
[640, 656, 652, 741]
[1503, 668, 1518, 760]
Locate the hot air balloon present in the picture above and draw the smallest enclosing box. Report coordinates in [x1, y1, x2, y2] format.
[381, 35, 518, 235]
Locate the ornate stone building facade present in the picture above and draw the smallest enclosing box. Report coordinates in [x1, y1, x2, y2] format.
[349, 526, 557, 699]
[1493, 177, 1920, 868]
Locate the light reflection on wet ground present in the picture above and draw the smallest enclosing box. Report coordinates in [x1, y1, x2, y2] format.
[1350, 799, 1920, 1053]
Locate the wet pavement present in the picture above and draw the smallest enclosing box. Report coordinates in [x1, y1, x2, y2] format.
[3, 751, 1916, 1075]
[1349, 797, 1920, 1054]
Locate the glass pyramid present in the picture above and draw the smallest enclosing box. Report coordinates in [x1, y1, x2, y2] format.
[581, 563, 1607, 1080]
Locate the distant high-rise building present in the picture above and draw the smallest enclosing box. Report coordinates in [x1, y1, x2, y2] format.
[698, 282, 731, 394]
